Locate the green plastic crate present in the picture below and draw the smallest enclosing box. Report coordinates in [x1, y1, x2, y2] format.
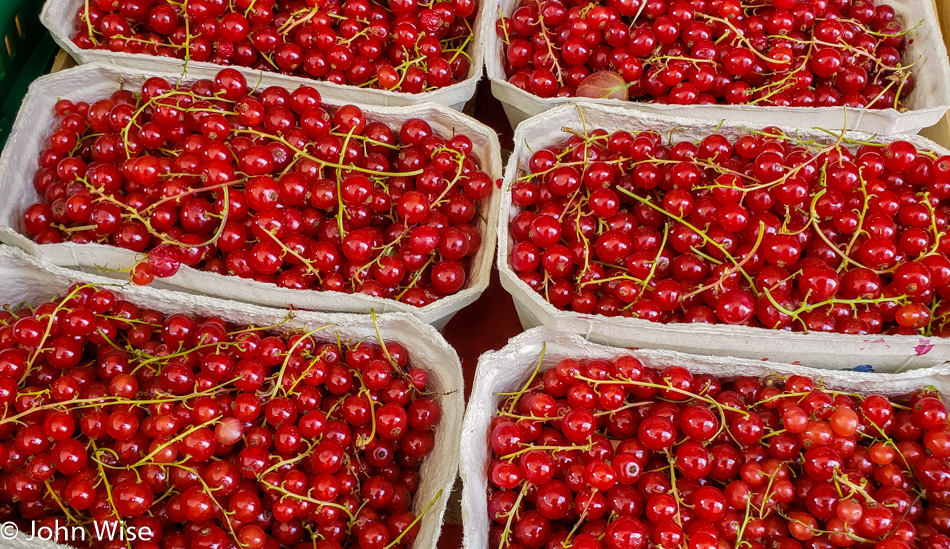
[0, 0, 59, 149]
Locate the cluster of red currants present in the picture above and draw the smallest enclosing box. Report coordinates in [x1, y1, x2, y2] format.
[22, 68, 493, 305]
[0, 283, 443, 549]
[74, 0, 477, 92]
[487, 354, 950, 549]
[508, 123, 950, 335]
[497, 0, 914, 108]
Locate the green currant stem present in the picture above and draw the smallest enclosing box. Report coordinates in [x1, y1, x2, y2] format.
[497, 482, 529, 549]
[173, 463, 242, 543]
[233, 128, 425, 178]
[132, 416, 219, 467]
[561, 489, 598, 547]
[504, 343, 546, 416]
[269, 324, 336, 399]
[89, 440, 125, 533]
[24, 285, 88, 373]
[394, 255, 435, 299]
[572, 375, 747, 415]
[684, 221, 765, 300]
[832, 468, 877, 503]
[259, 441, 318, 478]
[382, 489, 443, 549]
[44, 480, 93, 540]
[83, 0, 101, 45]
[618, 187, 758, 292]
[354, 382, 378, 449]
[622, 222, 671, 312]
[500, 443, 593, 461]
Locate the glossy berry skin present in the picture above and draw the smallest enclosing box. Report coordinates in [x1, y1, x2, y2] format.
[0, 284, 442, 549]
[498, 0, 912, 109]
[488, 355, 947, 549]
[24, 71, 494, 306]
[75, 0, 476, 93]
[510, 125, 950, 338]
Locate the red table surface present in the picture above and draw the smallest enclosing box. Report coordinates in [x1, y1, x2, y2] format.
[436, 78, 520, 549]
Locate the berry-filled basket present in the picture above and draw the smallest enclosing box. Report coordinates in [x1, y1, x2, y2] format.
[460, 327, 950, 549]
[497, 103, 950, 371]
[0, 245, 464, 549]
[0, 62, 503, 329]
[480, 0, 950, 132]
[41, 0, 485, 112]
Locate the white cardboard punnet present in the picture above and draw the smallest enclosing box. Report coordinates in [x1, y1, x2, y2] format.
[41, 0, 484, 112]
[497, 103, 950, 372]
[0, 63, 503, 330]
[0, 245, 464, 549]
[459, 326, 950, 549]
[480, 0, 950, 132]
